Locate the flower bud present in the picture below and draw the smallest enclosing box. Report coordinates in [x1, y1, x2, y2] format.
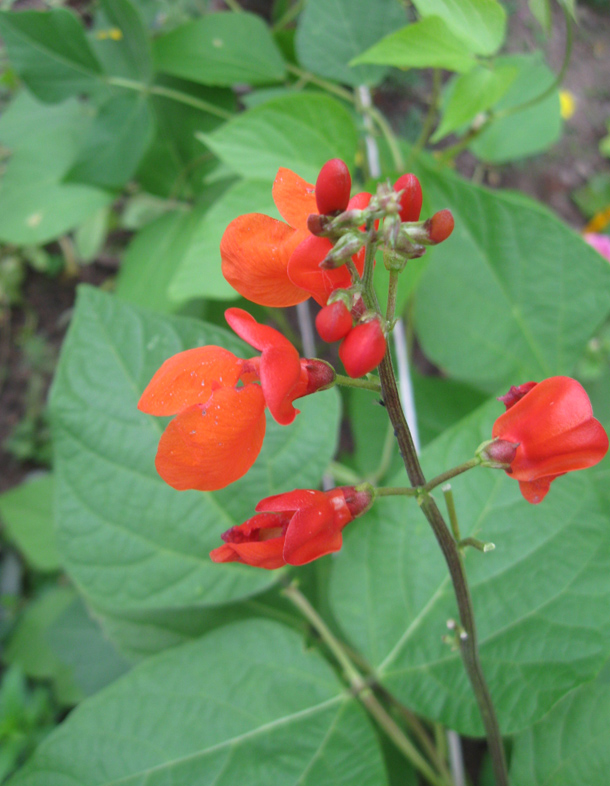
[316, 159, 352, 215]
[307, 213, 332, 237]
[301, 358, 336, 394]
[427, 209, 454, 244]
[497, 382, 537, 411]
[315, 301, 353, 343]
[342, 483, 375, 518]
[476, 438, 520, 469]
[339, 317, 387, 378]
[393, 173, 423, 222]
[320, 233, 364, 269]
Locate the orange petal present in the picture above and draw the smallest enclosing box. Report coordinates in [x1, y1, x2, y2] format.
[211, 538, 286, 569]
[221, 214, 310, 307]
[283, 502, 343, 565]
[259, 345, 302, 425]
[287, 235, 353, 306]
[138, 346, 242, 416]
[155, 385, 266, 491]
[273, 168, 317, 231]
[518, 477, 555, 504]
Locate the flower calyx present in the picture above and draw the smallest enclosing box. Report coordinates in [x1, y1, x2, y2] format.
[476, 438, 520, 469]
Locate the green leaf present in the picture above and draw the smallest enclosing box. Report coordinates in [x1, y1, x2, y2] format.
[413, 160, 610, 392]
[8, 620, 387, 786]
[201, 93, 360, 183]
[45, 597, 131, 697]
[0, 9, 103, 102]
[411, 0, 506, 55]
[116, 202, 214, 313]
[351, 16, 477, 74]
[137, 77, 235, 199]
[94, 0, 153, 81]
[431, 64, 517, 142]
[511, 660, 610, 784]
[74, 206, 110, 263]
[528, 0, 552, 33]
[65, 91, 154, 189]
[0, 474, 60, 572]
[0, 92, 112, 245]
[169, 179, 279, 304]
[469, 53, 562, 163]
[295, 0, 407, 87]
[4, 587, 82, 706]
[49, 287, 341, 618]
[329, 398, 610, 735]
[153, 12, 286, 87]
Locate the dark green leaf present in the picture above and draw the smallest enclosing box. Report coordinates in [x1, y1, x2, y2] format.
[330, 398, 610, 735]
[352, 17, 477, 74]
[94, 0, 153, 81]
[201, 93, 359, 182]
[0, 9, 103, 102]
[0, 474, 60, 572]
[8, 620, 387, 786]
[295, 0, 406, 87]
[49, 287, 341, 619]
[153, 12, 286, 87]
[413, 160, 610, 392]
[66, 92, 154, 189]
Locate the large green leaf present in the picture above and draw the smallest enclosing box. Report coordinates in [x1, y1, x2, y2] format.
[0, 9, 103, 102]
[0, 92, 112, 245]
[511, 660, 610, 785]
[153, 12, 286, 87]
[0, 474, 60, 572]
[329, 398, 610, 735]
[66, 91, 154, 189]
[295, 0, 406, 87]
[470, 53, 562, 163]
[201, 93, 359, 183]
[413, 160, 610, 392]
[7, 620, 387, 786]
[49, 287, 341, 617]
[351, 16, 477, 74]
[411, 0, 506, 55]
[170, 178, 279, 304]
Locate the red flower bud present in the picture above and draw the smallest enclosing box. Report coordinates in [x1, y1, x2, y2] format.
[477, 438, 520, 468]
[497, 382, 537, 411]
[316, 159, 352, 215]
[339, 318, 387, 378]
[315, 301, 353, 343]
[393, 173, 423, 222]
[428, 209, 454, 243]
[492, 376, 609, 504]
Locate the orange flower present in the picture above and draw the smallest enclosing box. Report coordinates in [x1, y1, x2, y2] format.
[221, 165, 369, 307]
[210, 486, 374, 569]
[138, 309, 334, 492]
[492, 377, 609, 503]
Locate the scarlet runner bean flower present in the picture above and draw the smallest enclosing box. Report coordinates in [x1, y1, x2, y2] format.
[492, 376, 608, 504]
[210, 485, 374, 569]
[221, 164, 370, 307]
[138, 309, 334, 492]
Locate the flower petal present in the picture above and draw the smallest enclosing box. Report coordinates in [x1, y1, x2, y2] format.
[518, 477, 556, 505]
[138, 347, 242, 416]
[259, 346, 302, 425]
[221, 213, 309, 307]
[210, 538, 286, 569]
[256, 488, 326, 513]
[155, 385, 266, 491]
[225, 308, 294, 353]
[273, 168, 317, 231]
[287, 235, 354, 306]
[283, 501, 343, 565]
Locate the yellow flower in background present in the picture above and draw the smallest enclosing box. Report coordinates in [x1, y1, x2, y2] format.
[95, 28, 123, 41]
[559, 90, 576, 120]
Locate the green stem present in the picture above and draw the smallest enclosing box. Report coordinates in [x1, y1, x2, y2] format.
[386, 269, 399, 326]
[410, 68, 442, 158]
[285, 63, 355, 104]
[375, 486, 418, 498]
[105, 76, 233, 120]
[443, 484, 461, 542]
[423, 458, 481, 493]
[367, 421, 396, 485]
[334, 373, 381, 392]
[282, 582, 451, 786]
[272, 0, 305, 31]
[223, 0, 243, 11]
[327, 461, 363, 485]
[368, 105, 405, 172]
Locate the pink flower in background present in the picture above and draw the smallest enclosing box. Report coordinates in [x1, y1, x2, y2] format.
[584, 233, 610, 262]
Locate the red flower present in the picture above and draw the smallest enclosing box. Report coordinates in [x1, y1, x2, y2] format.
[210, 486, 374, 569]
[138, 309, 334, 492]
[492, 376, 608, 504]
[221, 164, 369, 308]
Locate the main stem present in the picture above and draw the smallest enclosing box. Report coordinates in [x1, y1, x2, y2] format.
[377, 352, 509, 786]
